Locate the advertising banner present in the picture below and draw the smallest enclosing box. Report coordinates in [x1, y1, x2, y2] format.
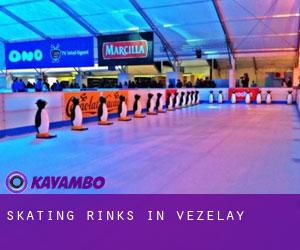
[63, 91, 100, 120]
[5, 37, 94, 69]
[102, 90, 128, 113]
[98, 32, 153, 66]
[229, 88, 260, 101]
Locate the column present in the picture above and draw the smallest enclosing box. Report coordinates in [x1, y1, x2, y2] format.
[118, 73, 133, 88]
[0, 73, 7, 89]
[228, 56, 236, 88]
[293, 68, 300, 87]
[75, 73, 82, 87]
[166, 71, 182, 88]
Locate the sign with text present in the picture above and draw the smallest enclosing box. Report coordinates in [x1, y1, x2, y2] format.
[229, 88, 260, 101]
[63, 92, 100, 120]
[5, 37, 94, 69]
[98, 32, 153, 66]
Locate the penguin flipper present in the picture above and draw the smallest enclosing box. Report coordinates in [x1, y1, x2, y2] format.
[98, 105, 103, 120]
[35, 109, 42, 132]
[133, 101, 138, 112]
[70, 106, 76, 122]
[118, 103, 122, 114]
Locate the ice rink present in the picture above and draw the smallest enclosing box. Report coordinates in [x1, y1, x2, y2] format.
[1, 103, 300, 194]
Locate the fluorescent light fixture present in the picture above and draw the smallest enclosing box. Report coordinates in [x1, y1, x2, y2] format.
[127, 27, 139, 31]
[186, 38, 202, 43]
[163, 24, 174, 28]
[205, 51, 218, 54]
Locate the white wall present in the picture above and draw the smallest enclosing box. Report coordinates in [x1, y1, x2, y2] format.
[3, 92, 63, 129]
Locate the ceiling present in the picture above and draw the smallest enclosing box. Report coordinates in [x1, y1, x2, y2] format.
[0, 0, 298, 62]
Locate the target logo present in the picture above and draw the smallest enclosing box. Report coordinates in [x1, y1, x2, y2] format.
[6, 171, 28, 194]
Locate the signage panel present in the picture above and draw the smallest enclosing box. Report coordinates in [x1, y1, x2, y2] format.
[5, 37, 94, 69]
[98, 32, 153, 66]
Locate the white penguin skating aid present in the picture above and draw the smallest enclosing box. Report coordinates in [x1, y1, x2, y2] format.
[167, 93, 175, 111]
[118, 95, 131, 121]
[287, 90, 293, 105]
[266, 90, 272, 104]
[71, 97, 88, 131]
[147, 93, 157, 115]
[35, 99, 57, 139]
[188, 92, 192, 106]
[194, 91, 200, 105]
[98, 96, 113, 125]
[231, 91, 236, 104]
[208, 91, 214, 104]
[256, 90, 262, 104]
[156, 93, 166, 113]
[218, 91, 223, 104]
[175, 92, 181, 109]
[245, 91, 251, 104]
[133, 94, 145, 118]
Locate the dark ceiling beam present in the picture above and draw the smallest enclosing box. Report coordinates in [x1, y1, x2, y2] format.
[0, 5, 50, 40]
[129, 0, 178, 70]
[50, 0, 100, 35]
[253, 57, 257, 72]
[212, 0, 235, 68]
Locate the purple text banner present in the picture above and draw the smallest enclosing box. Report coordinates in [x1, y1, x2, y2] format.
[0, 195, 299, 250]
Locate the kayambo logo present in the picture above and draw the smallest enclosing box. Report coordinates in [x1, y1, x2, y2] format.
[6, 171, 28, 194]
[5, 171, 105, 194]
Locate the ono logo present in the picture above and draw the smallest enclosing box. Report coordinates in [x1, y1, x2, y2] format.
[8, 49, 43, 63]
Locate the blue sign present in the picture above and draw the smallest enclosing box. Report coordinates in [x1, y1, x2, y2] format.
[5, 37, 94, 69]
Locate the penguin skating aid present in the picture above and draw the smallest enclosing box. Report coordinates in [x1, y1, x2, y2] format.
[173, 92, 179, 109]
[166, 93, 175, 111]
[35, 99, 57, 139]
[218, 91, 223, 104]
[185, 91, 190, 107]
[231, 90, 237, 104]
[70, 97, 88, 131]
[256, 90, 262, 104]
[190, 91, 195, 105]
[147, 93, 158, 115]
[287, 90, 293, 105]
[208, 91, 214, 104]
[175, 92, 181, 109]
[194, 90, 200, 104]
[156, 93, 166, 113]
[133, 94, 146, 118]
[180, 92, 186, 108]
[118, 95, 132, 121]
[98, 96, 113, 125]
[266, 90, 272, 104]
[245, 91, 251, 104]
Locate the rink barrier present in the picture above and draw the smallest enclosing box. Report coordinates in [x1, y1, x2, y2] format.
[0, 88, 297, 138]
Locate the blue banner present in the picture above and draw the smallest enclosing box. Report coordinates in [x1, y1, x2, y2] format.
[5, 37, 94, 69]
